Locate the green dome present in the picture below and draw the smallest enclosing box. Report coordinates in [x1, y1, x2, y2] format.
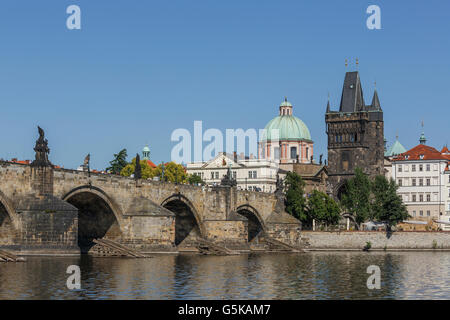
[262, 115, 312, 142]
[142, 145, 150, 152]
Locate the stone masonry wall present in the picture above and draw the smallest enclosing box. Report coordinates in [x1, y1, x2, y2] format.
[303, 231, 450, 250]
[16, 210, 78, 254]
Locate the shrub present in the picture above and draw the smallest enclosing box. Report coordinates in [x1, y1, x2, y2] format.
[432, 240, 438, 249]
[363, 241, 372, 251]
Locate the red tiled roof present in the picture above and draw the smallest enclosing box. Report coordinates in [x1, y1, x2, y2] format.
[392, 144, 448, 161]
[12, 159, 30, 165]
[441, 146, 449, 153]
[146, 160, 157, 168]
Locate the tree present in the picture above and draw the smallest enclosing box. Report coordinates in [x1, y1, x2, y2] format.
[340, 167, 371, 229]
[106, 149, 128, 174]
[188, 174, 205, 185]
[153, 162, 187, 183]
[120, 157, 155, 180]
[307, 190, 341, 229]
[371, 175, 410, 230]
[284, 172, 307, 222]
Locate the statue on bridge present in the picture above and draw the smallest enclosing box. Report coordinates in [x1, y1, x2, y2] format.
[220, 164, 236, 187]
[31, 126, 52, 167]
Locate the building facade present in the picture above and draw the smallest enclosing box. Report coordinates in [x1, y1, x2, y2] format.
[325, 71, 384, 198]
[391, 138, 450, 222]
[186, 152, 278, 192]
[259, 98, 314, 164]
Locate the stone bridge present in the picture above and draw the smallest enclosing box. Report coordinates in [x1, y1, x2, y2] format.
[0, 160, 301, 254]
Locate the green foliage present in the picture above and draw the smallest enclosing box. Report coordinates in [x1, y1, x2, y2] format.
[153, 162, 187, 183]
[284, 172, 307, 222]
[341, 168, 371, 227]
[371, 175, 410, 229]
[340, 168, 410, 230]
[432, 240, 438, 249]
[188, 174, 205, 185]
[307, 190, 341, 227]
[364, 241, 372, 251]
[120, 157, 155, 180]
[106, 149, 128, 174]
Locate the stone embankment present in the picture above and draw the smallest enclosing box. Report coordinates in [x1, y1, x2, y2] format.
[301, 231, 450, 250]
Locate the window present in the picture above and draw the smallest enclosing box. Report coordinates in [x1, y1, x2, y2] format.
[412, 194, 417, 202]
[427, 211, 430, 216]
[419, 179, 423, 186]
[420, 210, 423, 216]
[232, 171, 237, 179]
[215, 172, 219, 179]
[211, 172, 214, 179]
[412, 179, 416, 186]
[427, 194, 431, 202]
[274, 147, 280, 160]
[426, 164, 431, 171]
[248, 171, 257, 179]
[426, 178, 431, 186]
[419, 194, 424, 202]
[412, 165, 416, 172]
[290, 147, 297, 160]
[412, 210, 416, 217]
[398, 165, 402, 172]
[253, 171, 257, 179]
[398, 179, 402, 186]
[419, 164, 423, 172]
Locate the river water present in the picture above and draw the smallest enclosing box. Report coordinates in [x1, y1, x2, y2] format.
[0, 252, 449, 300]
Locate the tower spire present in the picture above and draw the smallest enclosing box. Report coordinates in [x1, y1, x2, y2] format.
[326, 92, 330, 113]
[371, 81, 381, 110]
[419, 120, 427, 145]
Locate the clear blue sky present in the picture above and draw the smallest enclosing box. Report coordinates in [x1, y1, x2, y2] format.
[0, 1, 449, 170]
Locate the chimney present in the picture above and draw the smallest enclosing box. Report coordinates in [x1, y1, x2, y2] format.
[250, 153, 254, 159]
[233, 151, 237, 162]
[239, 152, 244, 160]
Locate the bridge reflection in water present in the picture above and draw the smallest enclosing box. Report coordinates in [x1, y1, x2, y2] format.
[0, 252, 449, 299]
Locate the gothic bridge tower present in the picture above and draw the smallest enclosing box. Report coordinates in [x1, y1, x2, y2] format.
[325, 71, 384, 198]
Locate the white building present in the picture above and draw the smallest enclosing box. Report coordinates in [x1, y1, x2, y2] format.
[390, 136, 450, 223]
[186, 152, 278, 192]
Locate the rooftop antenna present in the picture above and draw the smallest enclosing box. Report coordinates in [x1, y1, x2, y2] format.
[355, 58, 359, 70]
[345, 59, 348, 68]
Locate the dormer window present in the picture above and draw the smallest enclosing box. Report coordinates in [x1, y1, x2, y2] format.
[419, 155, 424, 160]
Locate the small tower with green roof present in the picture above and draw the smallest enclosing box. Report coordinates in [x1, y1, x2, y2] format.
[142, 145, 150, 160]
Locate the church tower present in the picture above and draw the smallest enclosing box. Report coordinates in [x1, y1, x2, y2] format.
[325, 71, 384, 198]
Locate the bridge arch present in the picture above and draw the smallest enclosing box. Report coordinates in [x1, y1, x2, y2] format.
[0, 189, 18, 227]
[236, 204, 265, 242]
[161, 194, 205, 246]
[63, 185, 124, 253]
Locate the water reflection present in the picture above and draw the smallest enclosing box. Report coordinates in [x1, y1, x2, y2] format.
[0, 252, 448, 299]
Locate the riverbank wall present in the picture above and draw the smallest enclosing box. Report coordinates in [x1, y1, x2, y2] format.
[302, 231, 450, 250]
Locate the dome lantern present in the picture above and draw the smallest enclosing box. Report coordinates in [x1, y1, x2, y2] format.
[279, 97, 293, 116]
[142, 145, 150, 160]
